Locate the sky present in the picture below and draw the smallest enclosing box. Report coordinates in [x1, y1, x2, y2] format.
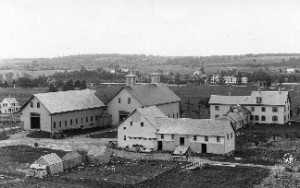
[0, 0, 300, 58]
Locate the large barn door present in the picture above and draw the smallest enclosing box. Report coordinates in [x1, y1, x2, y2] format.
[30, 113, 40, 129]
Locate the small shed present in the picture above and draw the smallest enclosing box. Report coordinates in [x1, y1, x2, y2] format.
[30, 153, 63, 177]
[87, 146, 112, 164]
[62, 151, 85, 170]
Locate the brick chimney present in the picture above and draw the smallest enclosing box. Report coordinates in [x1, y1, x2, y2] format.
[125, 72, 136, 86]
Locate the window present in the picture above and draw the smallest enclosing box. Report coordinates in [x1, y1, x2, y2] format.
[215, 106, 219, 111]
[217, 137, 220, 142]
[177, 113, 179, 118]
[272, 115, 278, 121]
[227, 134, 229, 140]
[173, 114, 174, 118]
[255, 115, 259, 121]
[91, 116, 93, 122]
[118, 98, 121, 103]
[65, 120, 67, 126]
[171, 134, 174, 140]
[130, 121, 133, 126]
[76, 118, 78, 124]
[141, 122, 144, 127]
[123, 127, 126, 130]
[215, 115, 219, 118]
[59, 122, 61, 127]
[261, 115, 266, 121]
[205, 136, 208, 141]
[251, 107, 255, 112]
[128, 98, 131, 104]
[124, 135, 126, 140]
[37, 102, 40, 108]
[161, 134, 164, 139]
[272, 107, 278, 112]
[193, 136, 197, 141]
[53, 122, 56, 128]
[86, 117, 88, 122]
[261, 107, 266, 112]
[95, 115, 97, 121]
[230, 133, 233, 138]
[284, 115, 286, 121]
[284, 106, 286, 112]
[81, 118, 83, 123]
[30, 102, 33, 108]
[250, 115, 253, 120]
[70, 119, 73, 125]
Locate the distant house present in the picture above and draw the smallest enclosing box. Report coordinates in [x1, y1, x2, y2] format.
[0, 96, 20, 114]
[223, 76, 237, 84]
[287, 68, 295, 74]
[20, 89, 110, 133]
[209, 89, 291, 125]
[241, 77, 248, 84]
[210, 74, 220, 84]
[117, 106, 167, 150]
[107, 73, 181, 125]
[155, 118, 235, 154]
[224, 105, 250, 130]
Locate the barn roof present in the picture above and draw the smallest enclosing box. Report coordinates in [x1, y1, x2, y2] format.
[107, 84, 181, 106]
[62, 151, 81, 161]
[136, 106, 167, 128]
[155, 118, 233, 136]
[21, 89, 105, 114]
[34, 153, 63, 166]
[209, 91, 289, 106]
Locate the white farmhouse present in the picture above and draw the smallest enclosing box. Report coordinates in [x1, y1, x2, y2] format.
[107, 73, 181, 125]
[209, 89, 291, 125]
[223, 76, 237, 84]
[20, 90, 110, 133]
[0, 96, 20, 114]
[117, 106, 167, 150]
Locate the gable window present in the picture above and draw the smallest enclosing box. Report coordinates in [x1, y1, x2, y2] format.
[272, 115, 278, 121]
[118, 98, 121, 103]
[53, 122, 56, 128]
[65, 121, 67, 126]
[128, 98, 131, 104]
[193, 136, 197, 141]
[251, 107, 255, 112]
[261, 115, 266, 121]
[205, 136, 208, 142]
[171, 134, 174, 140]
[30, 102, 33, 108]
[215, 106, 219, 111]
[272, 107, 278, 112]
[161, 134, 164, 139]
[141, 122, 144, 127]
[255, 115, 259, 121]
[130, 121, 133, 126]
[261, 107, 266, 112]
[37, 102, 40, 108]
[217, 137, 220, 142]
[124, 135, 126, 140]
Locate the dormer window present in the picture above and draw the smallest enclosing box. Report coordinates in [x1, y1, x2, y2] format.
[30, 102, 33, 108]
[256, 97, 262, 104]
[118, 98, 121, 103]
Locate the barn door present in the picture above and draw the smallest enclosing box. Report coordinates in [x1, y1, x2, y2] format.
[30, 113, 40, 129]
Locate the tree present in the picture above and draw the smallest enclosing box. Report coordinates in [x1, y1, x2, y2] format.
[80, 80, 87, 89]
[48, 84, 58, 92]
[175, 73, 181, 86]
[66, 79, 74, 90]
[5, 72, 14, 83]
[74, 80, 82, 88]
[236, 72, 242, 85]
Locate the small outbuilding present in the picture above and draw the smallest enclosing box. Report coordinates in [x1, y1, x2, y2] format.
[30, 153, 63, 177]
[62, 151, 85, 170]
[87, 146, 112, 164]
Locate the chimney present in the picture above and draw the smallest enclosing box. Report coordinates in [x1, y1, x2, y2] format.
[125, 72, 136, 86]
[150, 73, 161, 84]
[258, 80, 261, 92]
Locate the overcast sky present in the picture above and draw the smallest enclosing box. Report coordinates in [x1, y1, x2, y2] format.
[0, 0, 300, 58]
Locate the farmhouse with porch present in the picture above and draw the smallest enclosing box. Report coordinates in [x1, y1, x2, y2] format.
[0, 96, 20, 114]
[107, 72, 181, 125]
[209, 89, 291, 125]
[20, 89, 110, 133]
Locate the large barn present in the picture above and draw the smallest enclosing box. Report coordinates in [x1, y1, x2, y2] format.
[107, 73, 181, 125]
[20, 89, 110, 133]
